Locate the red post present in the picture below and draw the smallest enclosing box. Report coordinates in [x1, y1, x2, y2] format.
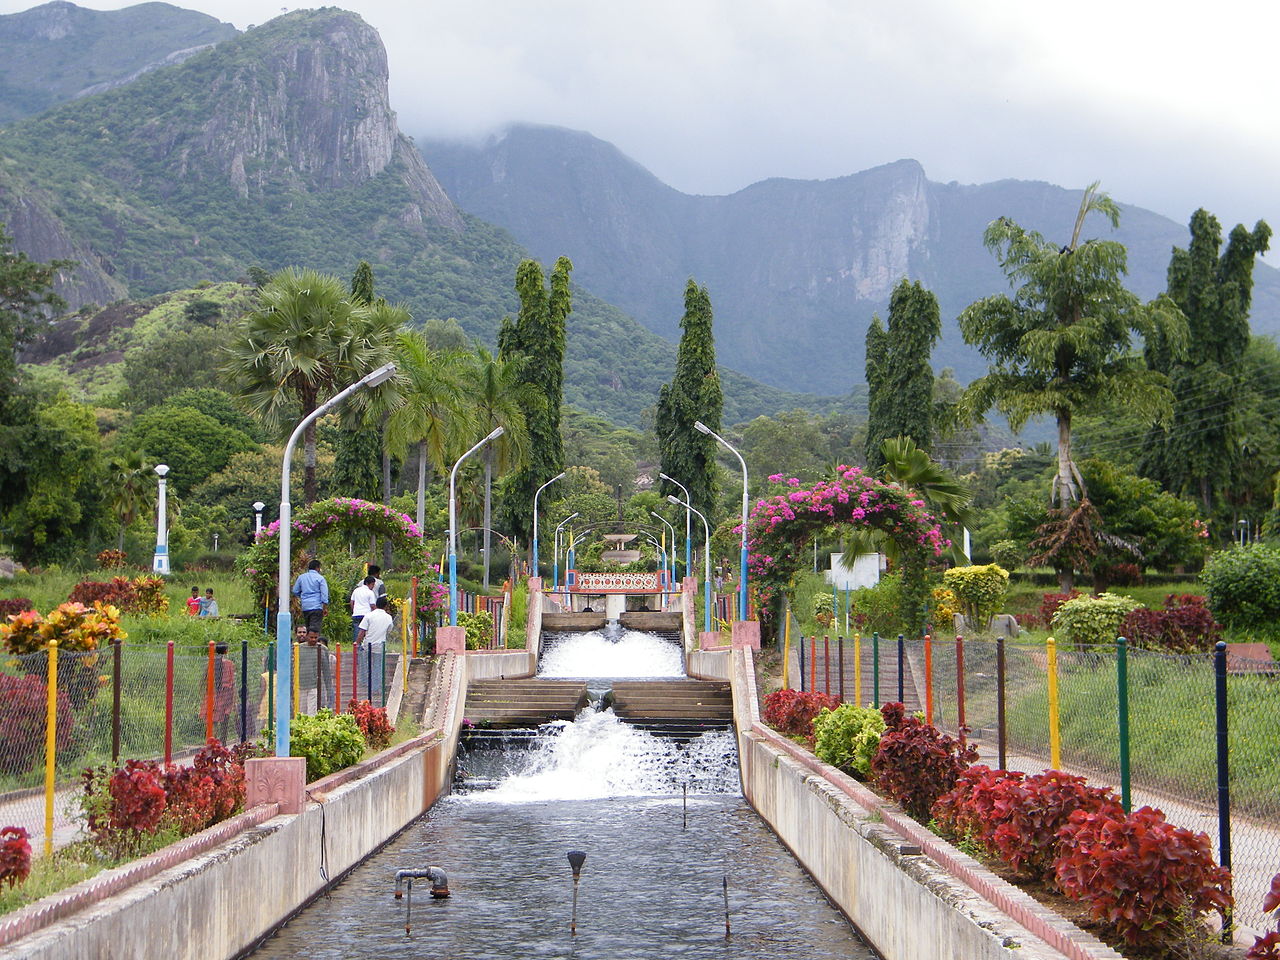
[164, 640, 175, 764]
[411, 576, 419, 658]
[351, 640, 358, 705]
[205, 641, 215, 743]
[823, 635, 831, 696]
[956, 635, 966, 746]
[809, 635, 817, 692]
[334, 642, 342, 714]
[924, 634, 934, 725]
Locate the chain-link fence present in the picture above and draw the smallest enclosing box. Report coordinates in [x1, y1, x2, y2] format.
[793, 631, 1280, 932]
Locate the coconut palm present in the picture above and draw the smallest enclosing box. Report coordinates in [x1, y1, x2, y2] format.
[223, 268, 399, 504]
[107, 448, 153, 551]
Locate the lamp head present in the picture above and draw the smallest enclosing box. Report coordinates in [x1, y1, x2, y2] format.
[154, 464, 169, 478]
[362, 362, 397, 388]
[253, 501, 265, 512]
[667, 495, 683, 507]
[487, 425, 505, 441]
[567, 850, 586, 878]
[693, 420, 712, 435]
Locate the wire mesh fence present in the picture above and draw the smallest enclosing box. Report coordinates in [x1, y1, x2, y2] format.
[792, 631, 1280, 932]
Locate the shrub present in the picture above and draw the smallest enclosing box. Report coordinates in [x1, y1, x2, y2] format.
[0, 827, 31, 889]
[762, 689, 841, 740]
[130, 576, 170, 615]
[930, 587, 959, 629]
[932, 764, 1022, 844]
[1094, 561, 1144, 588]
[348, 699, 394, 751]
[69, 577, 136, 609]
[811, 592, 835, 627]
[506, 582, 528, 649]
[290, 710, 366, 781]
[1051, 592, 1141, 647]
[849, 573, 903, 635]
[0, 674, 73, 774]
[813, 704, 885, 778]
[1120, 594, 1222, 652]
[1201, 543, 1280, 631]
[942, 564, 1009, 632]
[81, 760, 169, 855]
[1246, 872, 1280, 959]
[0, 598, 33, 618]
[1038, 591, 1081, 626]
[458, 610, 494, 650]
[96, 549, 128, 570]
[871, 702, 977, 820]
[989, 540, 1024, 572]
[1054, 805, 1232, 945]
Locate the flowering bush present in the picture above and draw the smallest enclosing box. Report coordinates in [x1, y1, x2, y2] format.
[871, 702, 977, 820]
[931, 587, 959, 628]
[1051, 593, 1141, 648]
[811, 592, 835, 628]
[69, 576, 169, 614]
[762, 689, 841, 740]
[1120, 594, 1222, 652]
[1245, 872, 1280, 959]
[417, 581, 449, 617]
[0, 674, 73, 774]
[348, 699, 394, 751]
[1055, 805, 1232, 945]
[96, 548, 128, 570]
[0, 827, 31, 889]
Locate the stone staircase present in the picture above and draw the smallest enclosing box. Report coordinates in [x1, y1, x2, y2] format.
[609, 680, 732, 726]
[463, 679, 589, 728]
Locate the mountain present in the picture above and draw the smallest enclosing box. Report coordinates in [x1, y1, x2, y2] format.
[0, 1, 237, 122]
[0, 6, 849, 428]
[421, 125, 1280, 393]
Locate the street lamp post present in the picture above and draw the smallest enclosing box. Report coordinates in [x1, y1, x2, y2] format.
[650, 512, 676, 591]
[695, 421, 749, 620]
[668, 495, 712, 633]
[553, 513, 579, 591]
[1238, 519, 1249, 548]
[641, 534, 667, 600]
[660, 472, 692, 582]
[449, 427, 505, 626]
[275, 361, 397, 758]
[152, 464, 170, 575]
[253, 501, 265, 537]
[532, 471, 567, 579]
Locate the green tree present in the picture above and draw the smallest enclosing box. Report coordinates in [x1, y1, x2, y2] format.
[864, 279, 941, 470]
[0, 222, 68, 412]
[223, 268, 399, 504]
[498, 257, 572, 539]
[656, 279, 723, 517]
[958, 183, 1187, 587]
[124, 404, 256, 491]
[121, 323, 231, 411]
[1140, 209, 1271, 517]
[106, 447, 153, 551]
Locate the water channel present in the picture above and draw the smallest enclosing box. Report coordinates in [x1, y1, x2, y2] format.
[249, 629, 877, 959]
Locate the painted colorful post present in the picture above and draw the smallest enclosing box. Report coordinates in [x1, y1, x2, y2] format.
[401, 601, 409, 692]
[1214, 641, 1231, 888]
[923, 634, 933, 725]
[351, 640, 357, 706]
[1046, 636, 1061, 769]
[43, 639, 58, 857]
[798, 632, 806, 692]
[854, 633, 862, 707]
[334, 642, 342, 714]
[837, 635, 845, 702]
[381, 642, 388, 708]
[1116, 635, 1131, 813]
[843, 588, 850, 635]
[823, 636, 830, 696]
[781, 600, 791, 690]
[996, 635, 1007, 770]
[411, 576, 419, 659]
[872, 632, 881, 707]
[809, 635, 817, 693]
[164, 639, 175, 764]
[267, 640, 275, 732]
[111, 637, 122, 763]
[955, 635, 966, 746]
[240, 637, 249, 742]
[896, 633, 905, 703]
[205, 640, 215, 744]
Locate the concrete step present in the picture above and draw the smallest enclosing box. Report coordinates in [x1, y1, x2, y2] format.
[611, 680, 732, 722]
[464, 680, 589, 728]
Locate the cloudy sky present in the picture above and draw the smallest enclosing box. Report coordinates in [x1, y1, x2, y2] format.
[6, 0, 1277, 237]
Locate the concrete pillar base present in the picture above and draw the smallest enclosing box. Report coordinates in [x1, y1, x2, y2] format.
[245, 756, 307, 815]
[699, 631, 721, 650]
[731, 620, 761, 650]
[436, 626, 466, 654]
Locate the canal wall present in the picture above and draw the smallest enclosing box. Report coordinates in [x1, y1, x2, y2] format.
[4, 652, 470, 960]
[725, 647, 1123, 960]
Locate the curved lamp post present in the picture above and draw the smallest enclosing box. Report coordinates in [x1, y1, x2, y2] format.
[668, 494, 711, 633]
[532, 471, 566, 579]
[695, 421, 749, 620]
[660, 472, 692, 582]
[276, 361, 397, 757]
[553, 512, 579, 591]
[650, 512, 676, 591]
[449, 426, 504, 626]
[253, 500, 265, 536]
[152, 464, 170, 575]
[640, 534, 668, 602]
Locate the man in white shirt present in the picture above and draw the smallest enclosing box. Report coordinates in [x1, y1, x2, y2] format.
[350, 576, 378, 644]
[356, 595, 394, 702]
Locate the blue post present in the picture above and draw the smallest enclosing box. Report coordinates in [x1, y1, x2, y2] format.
[704, 573, 712, 633]
[553, 557, 559, 590]
[1117, 635, 1131, 813]
[739, 544, 748, 621]
[448, 551, 458, 626]
[685, 536, 692, 586]
[1214, 641, 1231, 884]
[274, 611, 292, 756]
[567, 544, 575, 587]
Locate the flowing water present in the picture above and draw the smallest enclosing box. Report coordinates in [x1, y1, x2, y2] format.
[537, 629, 685, 679]
[250, 631, 877, 959]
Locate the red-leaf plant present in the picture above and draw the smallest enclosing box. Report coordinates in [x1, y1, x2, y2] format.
[1054, 805, 1232, 946]
[348, 700, 395, 751]
[762, 689, 841, 741]
[0, 826, 31, 889]
[871, 702, 978, 821]
[1245, 872, 1280, 959]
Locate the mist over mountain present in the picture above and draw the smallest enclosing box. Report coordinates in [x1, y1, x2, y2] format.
[422, 124, 1280, 392]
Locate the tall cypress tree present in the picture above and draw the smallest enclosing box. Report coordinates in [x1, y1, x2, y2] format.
[1140, 210, 1271, 514]
[499, 256, 572, 541]
[334, 260, 387, 524]
[656, 280, 723, 515]
[864, 278, 941, 470]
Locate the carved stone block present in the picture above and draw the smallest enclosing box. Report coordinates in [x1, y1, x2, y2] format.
[435, 626, 466, 654]
[244, 756, 307, 815]
[731, 620, 761, 650]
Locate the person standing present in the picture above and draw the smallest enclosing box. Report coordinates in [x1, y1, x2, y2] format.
[355, 595, 394, 703]
[200, 587, 220, 617]
[209, 643, 236, 743]
[297, 628, 333, 714]
[366, 564, 388, 600]
[291, 558, 328, 633]
[350, 575, 378, 644]
[186, 587, 202, 616]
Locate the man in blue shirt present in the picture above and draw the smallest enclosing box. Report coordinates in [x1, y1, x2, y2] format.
[292, 558, 329, 632]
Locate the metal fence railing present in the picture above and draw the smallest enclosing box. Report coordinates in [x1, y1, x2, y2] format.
[794, 631, 1280, 932]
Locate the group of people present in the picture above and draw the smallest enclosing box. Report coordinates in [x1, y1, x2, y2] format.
[185, 587, 220, 617]
[287, 560, 396, 711]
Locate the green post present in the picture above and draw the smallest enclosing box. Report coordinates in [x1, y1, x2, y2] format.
[381, 642, 388, 708]
[1116, 635, 1131, 813]
[872, 632, 881, 707]
[267, 640, 275, 734]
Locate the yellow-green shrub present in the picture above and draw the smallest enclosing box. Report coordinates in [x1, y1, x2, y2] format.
[942, 564, 1009, 631]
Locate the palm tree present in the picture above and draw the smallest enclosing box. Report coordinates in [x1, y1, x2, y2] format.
[107, 448, 152, 551]
[223, 268, 399, 504]
[384, 330, 471, 535]
[464, 347, 535, 588]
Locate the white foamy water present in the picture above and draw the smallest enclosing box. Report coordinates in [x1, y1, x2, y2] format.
[470, 708, 738, 802]
[538, 629, 684, 678]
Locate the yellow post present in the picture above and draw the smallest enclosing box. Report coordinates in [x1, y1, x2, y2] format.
[292, 641, 300, 718]
[781, 600, 791, 689]
[854, 633, 863, 707]
[1047, 635, 1061, 769]
[401, 600, 409, 688]
[44, 640, 58, 858]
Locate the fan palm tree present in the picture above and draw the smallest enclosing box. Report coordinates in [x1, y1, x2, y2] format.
[223, 268, 399, 504]
[107, 448, 153, 551]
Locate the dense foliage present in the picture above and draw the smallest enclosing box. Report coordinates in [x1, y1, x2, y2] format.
[289, 710, 367, 781]
[1050, 592, 1141, 648]
[761, 689, 841, 741]
[864, 279, 941, 470]
[348, 699, 394, 751]
[871, 702, 978, 820]
[940, 564, 1008, 632]
[1119, 594, 1222, 652]
[1201, 543, 1280, 631]
[812, 704, 885, 778]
